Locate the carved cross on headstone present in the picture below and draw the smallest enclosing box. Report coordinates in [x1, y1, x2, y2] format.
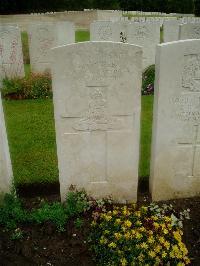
[61, 85, 132, 183]
[178, 125, 200, 178]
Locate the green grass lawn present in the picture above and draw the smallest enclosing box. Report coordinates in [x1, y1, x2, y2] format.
[3, 99, 58, 186]
[76, 30, 90, 42]
[3, 96, 153, 186]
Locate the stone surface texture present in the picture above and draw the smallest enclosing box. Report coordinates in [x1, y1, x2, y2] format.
[150, 40, 200, 201]
[28, 21, 75, 73]
[51, 42, 142, 202]
[179, 23, 200, 40]
[90, 21, 120, 41]
[0, 25, 24, 80]
[163, 20, 180, 42]
[127, 22, 160, 69]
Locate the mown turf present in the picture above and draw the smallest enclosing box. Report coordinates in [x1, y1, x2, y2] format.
[3, 99, 58, 186]
[76, 30, 90, 42]
[3, 96, 153, 185]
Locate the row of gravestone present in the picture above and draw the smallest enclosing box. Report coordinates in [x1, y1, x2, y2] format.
[1, 21, 200, 79]
[0, 39, 200, 202]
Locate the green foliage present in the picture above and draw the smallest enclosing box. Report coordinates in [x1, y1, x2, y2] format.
[2, 72, 52, 100]
[0, 190, 110, 234]
[142, 65, 155, 93]
[0, 0, 195, 14]
[0, 194, 29, 229]
[74, 217, 84, 229]
[194, 0, 200, 16]
[65, 189, 91, 216]
[31, 202, 67, 231]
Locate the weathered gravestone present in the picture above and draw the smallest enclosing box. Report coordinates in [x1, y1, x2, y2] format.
[150, 40, 200, 201]
[179, 23, 200, 40]
[0, 93, 13, 197]
[127, 22, 160, 69]
[51, 42, 142, 202]
[90, 21, 120, 41]
[0, 26, 24, 80]
[163, 20, 180, 42]
[28, 21, 75, 73]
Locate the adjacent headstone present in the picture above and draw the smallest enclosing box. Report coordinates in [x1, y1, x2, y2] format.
[0, 26, 24, 80]
[179, 23, 200, 40]
[28, 21, 75, 73]
[163, 20, 180, 42]
[127, 22, 160, 69]
[51, 42, 142, 202]
[150, 40, 200, 201]
[90, 21, 120, 41]
[0, 94, 13, 197]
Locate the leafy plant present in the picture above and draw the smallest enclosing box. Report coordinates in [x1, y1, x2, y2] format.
[1, 72, 52, 100]
[0, 193, 29, 230]
[74, 217, 84, 229]
[31, 202, 67, 232]
[142, 65, 155, 95]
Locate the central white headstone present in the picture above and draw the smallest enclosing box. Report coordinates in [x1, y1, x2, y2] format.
[51, 42, 142, 202]
[150, 40, 200, 201]
[28, 22, 75, 73]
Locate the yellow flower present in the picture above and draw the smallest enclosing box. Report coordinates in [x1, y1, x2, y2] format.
[162, 251, 167, 258]
[148, 251, 156, 258]
[177, 263, 185, 266]
[114, 232, 122, 240]
[108, 242, 117, 249]
[163, 241, 170, 250]
[100, 236, 108, 245]
[163, 228, 169, 234]
[140, 242, 148, 249]
[139, 226, 146, 232]
[141, 206, 148, 213]
[112, 210, 118, 215]
[135, 211, 141, 217]
[104, 215, 112, 221]
[147, 236, 155, 244]
[153, 222, 159, 229]
[138, 253, 144, 262]
[115, 218, 121, 225]
[159, 236, 165, 244]
[135, 232, 142, 239]
[91, 221, 96, 227]
[136, 221, 142, 226]
[173, 231, 182, 242]
[154, 245, 162, 253]
[124, 232, 131, 240]
[152, 215, 158, 221]
[120, 258, 127, 266]
[184, 257, 191, 265]
[124, 220, 132, 228]
[164, 216, 171, 222]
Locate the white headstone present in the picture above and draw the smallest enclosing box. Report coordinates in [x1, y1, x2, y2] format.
[90, 21, 120, 41]
[150, 40, 200, 201]
[179, 23, 200, 40]
[0, 94, 13, 196]
[163, 20, 180, 42]
[51, 42, 142, 202]
[28, 21, 75, 73]
[0, 26, 24, 80]
[127, 22, 160, 69]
